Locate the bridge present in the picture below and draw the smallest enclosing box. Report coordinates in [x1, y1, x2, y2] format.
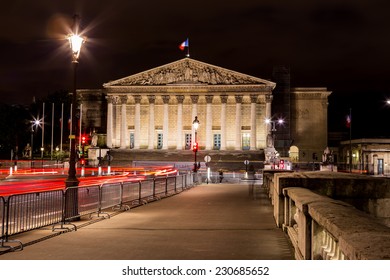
[1, 170, 389, 260]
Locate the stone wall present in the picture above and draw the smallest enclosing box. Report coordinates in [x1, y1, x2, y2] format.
[263, 170, 390, 227]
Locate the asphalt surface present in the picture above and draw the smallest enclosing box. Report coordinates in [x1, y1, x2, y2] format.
[0, 182, 294, 260]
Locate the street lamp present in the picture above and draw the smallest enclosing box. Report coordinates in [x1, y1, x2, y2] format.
[192, 116, 200, 172]
[55, 146, 60, 166]
[40, 147, 44, 169]
[65, 14, 85, 188]
[265, 118, 284, 132]
[30, 117, 42, 168]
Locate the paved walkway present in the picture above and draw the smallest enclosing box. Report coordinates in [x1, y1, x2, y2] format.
[0, 183, 294, 260]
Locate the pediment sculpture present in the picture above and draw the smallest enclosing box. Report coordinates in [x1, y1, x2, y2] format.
[104, 58, 272, 87]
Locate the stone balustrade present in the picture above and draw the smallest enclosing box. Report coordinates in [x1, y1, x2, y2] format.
[263, 170, 390, 260]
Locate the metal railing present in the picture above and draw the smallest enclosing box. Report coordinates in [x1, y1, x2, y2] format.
[0, 173, 197, 251]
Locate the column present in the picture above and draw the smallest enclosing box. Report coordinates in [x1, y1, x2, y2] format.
[176, 95, 185, 150]
[235, 95, 243, 150]
[106, 95, 114, 148]
[191, 95, 199, 146]
[120, 95, 128, 149]
[162, 95, 170, 150]
[265, 94, 273, 135]
[205, 95, 213, 150]
[220, 95, 228, 150]
[147, 95, 155, 149]
[250, 94, 258, 150]
[134, 95, 141, 149]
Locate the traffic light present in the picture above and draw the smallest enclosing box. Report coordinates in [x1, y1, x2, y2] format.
[192, 142, 198, 152]
[80, 158, 85, 166]
[81, 136, 86, 145]
[279, 159, 285, 169]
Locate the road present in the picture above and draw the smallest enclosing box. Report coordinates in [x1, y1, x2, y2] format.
[0, 166, 176, 196]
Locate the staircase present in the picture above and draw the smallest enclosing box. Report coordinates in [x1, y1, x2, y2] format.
[108, 149, 265, 172]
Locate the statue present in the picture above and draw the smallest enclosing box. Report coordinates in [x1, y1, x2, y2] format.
[322, 147, 333, 164]
[91, 131, 98, 147]
[266, 134, 274, 148]
[24, 143, 31, 158]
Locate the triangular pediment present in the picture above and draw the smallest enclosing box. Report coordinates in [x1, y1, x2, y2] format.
[103, 58, 275, 87]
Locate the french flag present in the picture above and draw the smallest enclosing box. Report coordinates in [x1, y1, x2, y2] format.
[179, 38, 189, 51]
[346, 115, 351, 128]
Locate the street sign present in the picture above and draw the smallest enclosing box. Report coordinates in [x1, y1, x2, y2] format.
[244, 160, 250, 165]
[204, 155, 211, 162]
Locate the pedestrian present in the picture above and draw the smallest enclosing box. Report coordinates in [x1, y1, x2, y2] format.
[219, 170, 224, 183]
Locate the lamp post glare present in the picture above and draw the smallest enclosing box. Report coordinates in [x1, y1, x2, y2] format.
[30, 117, 42, 164]
[192, 116, 200, 172]
[265, 118, 284, 132]
[69, 34, 84, 62]
[65, 15, 85, 189]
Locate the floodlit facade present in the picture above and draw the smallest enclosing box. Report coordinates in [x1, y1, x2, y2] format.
[79, 58, 331, 161]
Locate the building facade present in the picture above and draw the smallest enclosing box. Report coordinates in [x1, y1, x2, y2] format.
[103, 58, 276, 151]
[339, 138, 390, 175]
[79, 58, 331, 161]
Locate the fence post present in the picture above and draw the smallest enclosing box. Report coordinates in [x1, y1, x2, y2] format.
[165, 176, 168, 196]
[153, 178, 156, 198]
[119, 182, 124, 209]
[138, 181, 142, 204]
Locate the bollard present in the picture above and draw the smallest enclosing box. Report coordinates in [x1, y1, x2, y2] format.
[9, 167, 13, 175]
[81, 166, 85, 177]
[98, 166, 102, 176]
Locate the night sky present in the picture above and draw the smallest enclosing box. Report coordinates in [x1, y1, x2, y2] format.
[1, 0, 390, 138]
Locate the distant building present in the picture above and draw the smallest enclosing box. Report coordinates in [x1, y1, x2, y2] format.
[339, 138, 390, 175]
[79, 58, 331, 162]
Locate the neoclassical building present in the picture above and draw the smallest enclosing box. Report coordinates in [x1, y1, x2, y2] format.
[79, 58, 331, 162]
[103, 58, 275, 151]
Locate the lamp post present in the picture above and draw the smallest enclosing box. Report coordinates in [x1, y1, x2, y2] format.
[265, 118, 284, 167]
[265, 118, 284, 147]
[30, 118, 41, 168]
[65, 15, 85, 188]
[40, 147, 44, 169]
[55, 146, 59, 166]
[192, 116, 200, 172]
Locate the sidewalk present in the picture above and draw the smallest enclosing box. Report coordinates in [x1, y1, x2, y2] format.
[0, 182, 294, 260]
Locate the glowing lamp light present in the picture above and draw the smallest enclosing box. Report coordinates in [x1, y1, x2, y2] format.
[68, 34, 85, 62]
[192, 116, 200, 130]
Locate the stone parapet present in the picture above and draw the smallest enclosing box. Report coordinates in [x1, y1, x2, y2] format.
[283, 187, 390, 260]
[263, 170, 390, 227]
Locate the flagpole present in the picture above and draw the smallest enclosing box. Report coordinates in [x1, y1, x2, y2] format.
[51, 103, 54, 160]
[349, 108, 352, 173]
[187, 38, 190, 57]
[42, 102, 45, 159]
[60, 103, 63, 153]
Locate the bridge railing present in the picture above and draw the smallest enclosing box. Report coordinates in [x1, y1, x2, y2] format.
[0, 173, 197, 250]
[281, 186, 390, 260]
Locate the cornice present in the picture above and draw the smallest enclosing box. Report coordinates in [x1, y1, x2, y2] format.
[104, 84, 274, 94]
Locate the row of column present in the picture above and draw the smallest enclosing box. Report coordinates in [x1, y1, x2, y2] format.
[106, 94, 273, 150]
